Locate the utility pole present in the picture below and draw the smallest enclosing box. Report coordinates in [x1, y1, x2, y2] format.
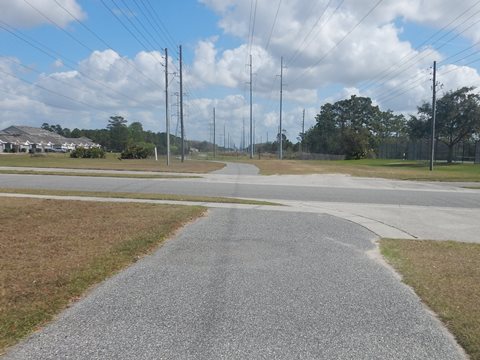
[165, 48, 170, 166]
[301, 108, 305, 153]
[213, 107, 216, 159]
[430, 60, 437, 171]
[242, 116, 245, 151]
[179, 45, 185, 162]
[249, 54, 253, 159]
[224, 122, 226, 150]
[279, 56, 284, 160]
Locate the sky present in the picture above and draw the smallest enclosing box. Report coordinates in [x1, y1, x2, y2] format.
[2, 0, 480, 147]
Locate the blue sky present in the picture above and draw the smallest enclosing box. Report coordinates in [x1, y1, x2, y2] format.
[2, 0, 480, 146]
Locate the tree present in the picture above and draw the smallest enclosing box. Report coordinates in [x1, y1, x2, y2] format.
[128, 122, 144, 144]
[416, 87, 480, 163]
[305, 95, 391, 158]
[107, 116, 128, 152]
[70, 128, 83, 138]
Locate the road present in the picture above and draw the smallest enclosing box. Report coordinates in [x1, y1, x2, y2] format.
[3, 209, 465, 359]
[1, 172, 480, 208]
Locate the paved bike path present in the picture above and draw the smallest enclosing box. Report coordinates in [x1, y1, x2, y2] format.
[3, 209, 464, 359]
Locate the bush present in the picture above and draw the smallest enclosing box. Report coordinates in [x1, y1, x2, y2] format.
[120, 143, 155, 159]
[70, 147, 105, 159]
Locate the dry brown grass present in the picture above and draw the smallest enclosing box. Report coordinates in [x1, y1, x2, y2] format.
[380, 239, 480, 359]
[0, 198, 205, 353]
[0, 153, 223, 173]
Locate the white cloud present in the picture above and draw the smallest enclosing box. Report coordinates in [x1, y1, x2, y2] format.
[0, 0, 85, 28]
[198, 0, 480, 115]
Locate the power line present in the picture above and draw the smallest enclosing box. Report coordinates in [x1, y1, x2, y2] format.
[286, 0, 338, 67]
[109, 0, 165, 65]
[116, 0, 168, 51]
[369, 16, 480, 103]
[248, 0, 258, 55]
[361, 3, 480, 95]
[290, 0, 384, 86]
[52, 0, 163, 89]
[0, 21, 142, 105]
[99, 0, 164, 67]
[141, 0, 178, 53]
[359, 0, 480, 92]
[265, 0, 282, 51]
[0, 68, 107, 112]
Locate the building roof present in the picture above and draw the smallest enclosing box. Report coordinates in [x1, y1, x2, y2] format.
[1, 126, 98, 146]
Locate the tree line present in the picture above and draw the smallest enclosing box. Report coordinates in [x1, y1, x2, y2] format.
[302, 87, 480, 162]
[42, 116, 185, 157]
[42, 86, 480, 162]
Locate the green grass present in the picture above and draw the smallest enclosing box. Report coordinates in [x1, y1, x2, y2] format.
[380, 239, 480, 359]
[232, 158, 480, 182]
[0, 169, 199, 179]
[0, 188, 280, 206]
[0, 153, 224, 173]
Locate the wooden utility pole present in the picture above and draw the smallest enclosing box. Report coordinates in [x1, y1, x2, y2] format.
[165, 48, 170, 166]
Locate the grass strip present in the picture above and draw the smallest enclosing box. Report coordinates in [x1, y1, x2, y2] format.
[380, 239, 480, 360]
[0, 169, 199, 179]
[0, 198, 205, 354]
[0, 153, 224, 173]
[0, 188, 279, 206]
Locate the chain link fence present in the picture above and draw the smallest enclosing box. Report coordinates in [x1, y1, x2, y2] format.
[378, 139, 478, 163]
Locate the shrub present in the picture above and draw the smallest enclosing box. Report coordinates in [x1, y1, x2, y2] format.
[120, 143, 155, 159]
[70, 147, 105, 159]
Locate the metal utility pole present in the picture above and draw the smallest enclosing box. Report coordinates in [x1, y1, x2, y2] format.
[165, 48, 170, 166]
[279, 56, 284, 160]
[242, 116, 245, 151]
[430, 60, 437, 171]
[179, 45, 185, 162]
[301, 108, 305, 153]
[213, 107, 216, 159]
[249, 54, 253, 159]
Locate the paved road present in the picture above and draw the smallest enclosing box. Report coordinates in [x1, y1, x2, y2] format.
[1, 173, 480, 208]
[3, 209, 464, 359]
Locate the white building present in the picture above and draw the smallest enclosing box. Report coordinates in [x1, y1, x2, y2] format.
[0, 126, 100, 153]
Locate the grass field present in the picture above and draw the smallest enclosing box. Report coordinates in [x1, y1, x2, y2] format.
[0, 153, 223, 173]
[0, 198, 205, 354]
[242, 158, 480, 181]
[0, 188, 279, 206]
[380, 239, 480, 359]
[2, 153, 479, 181]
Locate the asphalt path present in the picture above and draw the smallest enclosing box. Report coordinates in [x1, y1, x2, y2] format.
[3, 209, 464, 359]
[1, 173, 479, 208]
[211, 161, 259, 175]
